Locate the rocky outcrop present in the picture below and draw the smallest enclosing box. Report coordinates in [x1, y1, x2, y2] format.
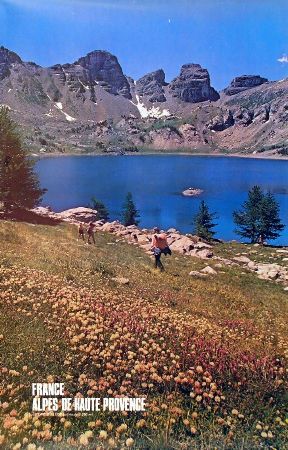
[253, 105, 271, 124]
[178, 123, 200, 142]
[233, 108, 254, 126]
[57, 207, 98, 223]
[32, 206, 98, 223]
[48, 63, 89, 96]
[168, 63, 220, 103]
[231, 255, 288, 285]
[207, 109, 234, 131]
[136, 69, 166, 103]
[224, 75, 268, 96]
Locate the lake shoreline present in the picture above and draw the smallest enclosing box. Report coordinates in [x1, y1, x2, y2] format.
[31, 150, 288, 161]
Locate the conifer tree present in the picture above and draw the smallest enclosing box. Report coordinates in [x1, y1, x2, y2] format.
[0, 107, 45, 214]
[121, 192, 140, 226]
[233, 185, 264, 243]
[258, 192, 284, 242]
[233, 186, 284, 243]
[90, 197, 109, 222]
[194, 200, 217, 241]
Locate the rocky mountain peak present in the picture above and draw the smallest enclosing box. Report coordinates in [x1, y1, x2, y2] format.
[74, 50, 131, 99]
[0, 46, 22, 80]
[75, 49, 117, 68]
[224, 75, 268, 96]
[136, 69, 167, 102]
[0, 46, 22, 64]
[180, 63, 207, 77]
[168, 63, 220, 103]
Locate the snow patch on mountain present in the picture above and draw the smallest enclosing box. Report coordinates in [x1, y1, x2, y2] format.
[78, 79, 90, 90]
[54, 103, 76, 122]
[131, 95, 170, 119]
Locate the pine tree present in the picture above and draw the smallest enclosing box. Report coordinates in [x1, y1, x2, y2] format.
[233, 186, 284, 243]
[0, 107, 45, 214]
[121, 192, 140, 226]
[194, 200, 217, 241]
[258, 192, 284, 242]
[233, 186, 264, 243]
[89, 197, 109, 222]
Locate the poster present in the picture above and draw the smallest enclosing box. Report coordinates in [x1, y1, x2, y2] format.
[0, 1, 287, 449]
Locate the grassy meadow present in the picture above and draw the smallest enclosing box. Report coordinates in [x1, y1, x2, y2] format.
[0, 220, 287, 449]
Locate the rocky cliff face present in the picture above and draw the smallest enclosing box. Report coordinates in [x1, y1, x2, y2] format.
[136, 69, 166, 102]
[224, 75, 268, 96]
[209, 78, 288, 152]
[207, 109, 234, 131]
[168, 63, 220, 103]
[74, 50, 131, 99]
[46, 50, 132, 104]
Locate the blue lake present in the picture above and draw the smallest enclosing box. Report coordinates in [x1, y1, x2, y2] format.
[36, 155, 288, 245]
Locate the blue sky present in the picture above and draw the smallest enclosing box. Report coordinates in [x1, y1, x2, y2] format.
[1, 0, 288, 89]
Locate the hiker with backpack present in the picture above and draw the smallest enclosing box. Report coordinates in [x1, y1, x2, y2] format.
[151, 227, 171, 271]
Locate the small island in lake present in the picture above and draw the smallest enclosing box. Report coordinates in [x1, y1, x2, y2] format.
[182, 187, 204, 196]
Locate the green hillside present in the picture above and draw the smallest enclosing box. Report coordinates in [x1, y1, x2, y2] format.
[0, 220, 287, 449]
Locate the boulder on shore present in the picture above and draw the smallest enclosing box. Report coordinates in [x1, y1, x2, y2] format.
[32, 206, 98, 223]
[57, 207, 98, 223]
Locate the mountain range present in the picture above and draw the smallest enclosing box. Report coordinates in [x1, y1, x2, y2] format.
[0, 45, 287, 156]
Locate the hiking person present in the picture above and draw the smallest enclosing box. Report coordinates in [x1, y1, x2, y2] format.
[78, 222, 85, 241]
[151, 227, 171, 271]
[152, 245, 164, 271]
[87, 222, 96, 244]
